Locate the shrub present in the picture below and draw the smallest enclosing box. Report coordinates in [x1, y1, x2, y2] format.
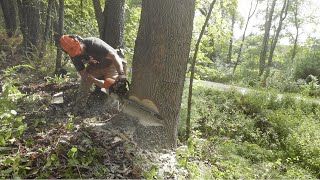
[294, 50, 320, 80]
[179, 86, 320, 178]
[0, 66, 28, 178]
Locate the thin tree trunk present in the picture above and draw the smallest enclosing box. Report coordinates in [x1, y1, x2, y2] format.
[186, 0, 216, 141]
[259, 0, 276, 77]
[39, 0, 54, 59]
[92, 0, 104, 38]
[227, 13, 235, 64]
[16, 0, 26, 51]
[291, 0, 299, 63]
[233, 0, 258, 73]
[52, 0, 59, 44]
[268, 0, 289, 65]
[55, 0, 64, 74]
[262, 0, 290, 87]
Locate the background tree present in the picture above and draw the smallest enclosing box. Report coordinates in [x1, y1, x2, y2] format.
[131, 0, 195, 148]
[17, 0, 41, 56]
[189, 0, 236, 82]
[259, 0, 277, 77]
[287, 0, 312, 64]
[233, 0, 258, 73]
[222, 0, 238, 64]
[103, 0, 125, 48]
[55, 0, 64, 74]
[64, 0, 98, 36]
[186, 0, 216, 141]
[39, 0, 54, 60]
[227, 12, 235, 64]
[261, 0, 290, 87]
[0, 0, 17, 37]
[92, 0, 125, 48]
[290, 0, 300, 63]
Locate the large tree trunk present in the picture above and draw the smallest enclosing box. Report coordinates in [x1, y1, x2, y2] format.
[259, 0, 276, 77]
[17, 0, 41, 55]
[131, 0, 195, 148]
[0, 0, 17, 37]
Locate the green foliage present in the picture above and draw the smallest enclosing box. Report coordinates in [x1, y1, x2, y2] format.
[0, 66, 28, 178]
[64, 0, 99, 36]
[300, 75, 320, 97]
[143, 165, 158, 180]
[0, 66, 28, 144]
[190, 0, 239, 83]
[179, 86, 320, 178]
[44, 74, 72, 85]
[124, 1, 141, 57]
[124, 1, 141, 77]
[294, 43, 320, 80]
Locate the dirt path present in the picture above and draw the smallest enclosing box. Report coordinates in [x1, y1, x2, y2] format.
[193, 79, 251, 94]
[192, 79, 320, 105]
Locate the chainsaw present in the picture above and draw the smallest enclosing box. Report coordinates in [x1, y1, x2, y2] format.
[107, 78, 163, 120]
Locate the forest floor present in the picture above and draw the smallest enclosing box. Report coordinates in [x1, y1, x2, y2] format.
[2, 54, 320, 178]
[2, 73, 183, 178]
[0, 42, 183, 178]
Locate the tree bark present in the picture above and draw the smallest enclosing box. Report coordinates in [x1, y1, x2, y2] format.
[92, 0, 125, 49]
[55, 0, 64, 74]
[131, 0, 195, 148]
[267, 0, 289, 66]
[92, 0, 104, 38]
[103, 0, 125, 49]
[0, 0, 17, 37]
[259, 0, 276, 77]
[17, 0, 41, 55]
[227, 13, 235, 64]
[39, 0, 54, 59]
[262, 0, 290, 87]
[291, 0, 299, 63]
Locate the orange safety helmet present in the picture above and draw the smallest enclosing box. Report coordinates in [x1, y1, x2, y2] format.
[59, 35, 82, 57]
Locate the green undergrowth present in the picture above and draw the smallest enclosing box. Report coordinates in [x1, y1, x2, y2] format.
[178, 85, 320, 179]
[2, 63, 320, 178]
[0, 66, 141, 179]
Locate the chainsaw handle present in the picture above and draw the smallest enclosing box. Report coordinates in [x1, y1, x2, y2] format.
[108, 79, 130, 98]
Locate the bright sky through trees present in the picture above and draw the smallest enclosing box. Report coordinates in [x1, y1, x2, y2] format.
[236, 0, 320, 45]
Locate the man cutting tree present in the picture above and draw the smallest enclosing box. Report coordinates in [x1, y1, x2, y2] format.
[59, 34, 127, 114]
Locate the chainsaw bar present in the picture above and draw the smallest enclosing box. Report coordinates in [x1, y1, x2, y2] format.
[119, 97, 163, 120]
[107, 79, 163, 120]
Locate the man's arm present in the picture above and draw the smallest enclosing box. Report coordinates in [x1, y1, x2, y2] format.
[106, 51, 126, 80]
[78, 69, 105, 88]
